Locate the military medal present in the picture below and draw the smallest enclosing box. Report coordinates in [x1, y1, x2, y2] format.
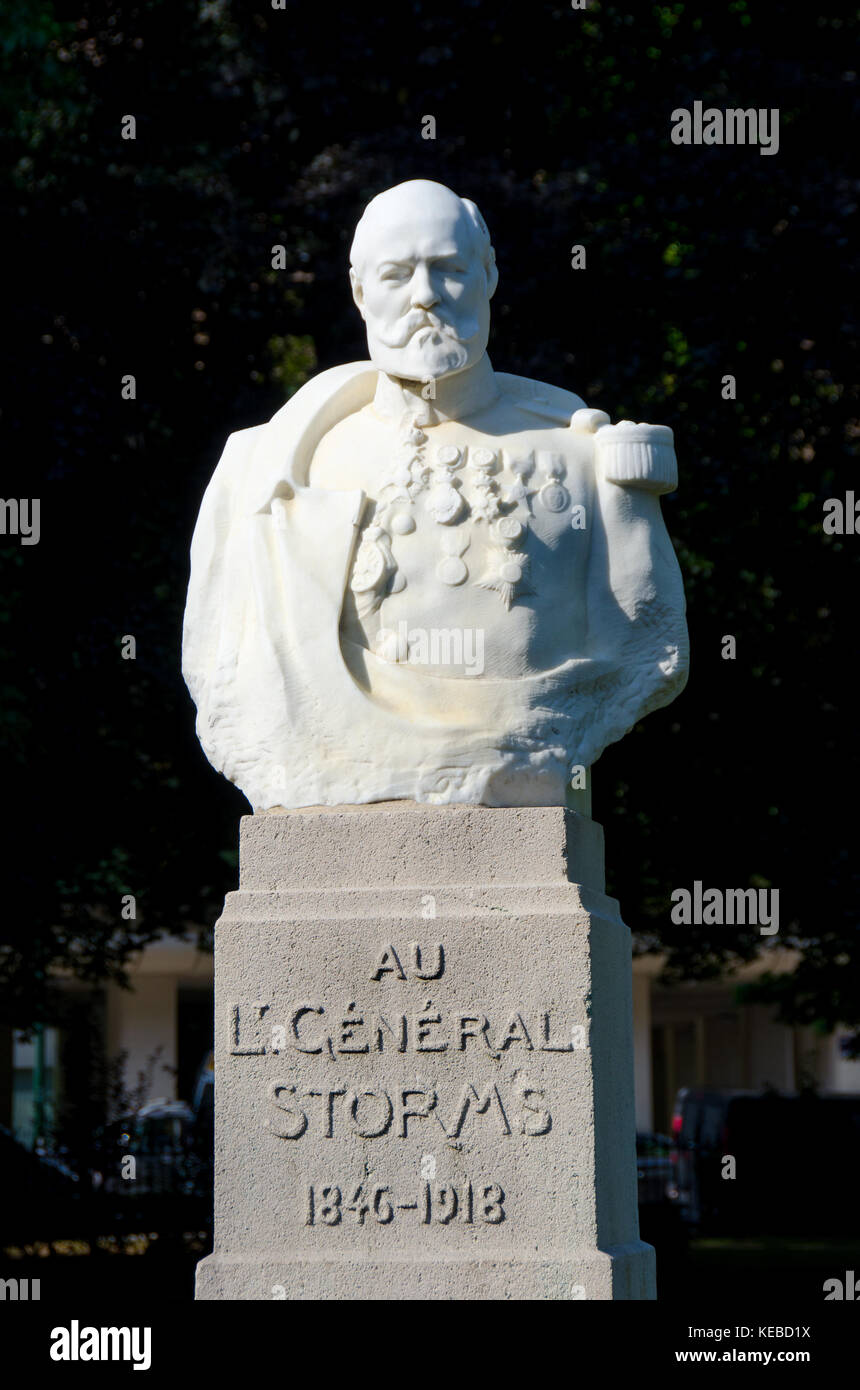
[436, 527, 470, 586]
[436, 556, 468, 586]
[389, 511, 415, 535]
[380, 415, 430, 504]
[476, 547, 531, 610]
[467, 445, 501, 522]
[425, 482, 464, 524]
[350, 523, 390, 594]
[493, 516, 524, 545]
[536, 452, 570, 513]
[502, 455, 536, 512]
[425, 444, 466, 524]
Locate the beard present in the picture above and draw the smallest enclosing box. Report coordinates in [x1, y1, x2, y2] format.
[375, 308, 478, 350]
[366, 309, 480, 381]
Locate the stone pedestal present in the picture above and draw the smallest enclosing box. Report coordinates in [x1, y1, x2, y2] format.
[196, 805, 655, 1300]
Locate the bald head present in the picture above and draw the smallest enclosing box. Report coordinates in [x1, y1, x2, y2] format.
[350, 180, 495, 280]
[349, 180, 498, 382]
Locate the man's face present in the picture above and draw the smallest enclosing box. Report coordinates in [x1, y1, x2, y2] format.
[351, 202, 492, 382]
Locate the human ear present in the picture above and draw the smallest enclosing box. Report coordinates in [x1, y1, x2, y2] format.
[349, 267, 367, 320]
[485, 252, 499, 301]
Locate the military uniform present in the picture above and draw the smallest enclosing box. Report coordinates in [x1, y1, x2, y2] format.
[183, 361, 686, 809]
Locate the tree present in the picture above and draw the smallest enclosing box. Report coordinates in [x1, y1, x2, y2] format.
[2, 1, 857, 1043]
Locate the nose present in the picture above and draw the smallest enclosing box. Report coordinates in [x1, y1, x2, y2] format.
[409, 263, 439, 311]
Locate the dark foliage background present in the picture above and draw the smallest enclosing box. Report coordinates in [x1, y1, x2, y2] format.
[2, 1, 857, 1041]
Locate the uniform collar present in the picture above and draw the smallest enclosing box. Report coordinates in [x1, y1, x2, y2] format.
[371, 355, 500, 427]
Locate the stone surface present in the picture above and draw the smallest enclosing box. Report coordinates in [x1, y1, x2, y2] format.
[195, 806, 655, 1301]
[182, 179, 688, 811]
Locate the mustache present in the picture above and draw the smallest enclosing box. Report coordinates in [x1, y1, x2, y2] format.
[374, 310, 480, 349]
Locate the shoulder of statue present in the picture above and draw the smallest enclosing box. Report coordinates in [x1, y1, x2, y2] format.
[203, 424, 267, 506]
[493, 375, 679, 494]
[237, 362, 376, 512]
[496, 372, 587, 425]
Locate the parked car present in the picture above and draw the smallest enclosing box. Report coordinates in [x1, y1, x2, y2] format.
[670, 1086, 860, 1235]
[636, 1130, 674, 1204]
[89, 1099, 210, 1235]
[636, 1131, 687, 1263]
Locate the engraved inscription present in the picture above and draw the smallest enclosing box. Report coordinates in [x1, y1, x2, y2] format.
[229, 999, 586, 1058]
[369, 942, 445, 981]
[267, 1079, 552, 1139]
[305, 1179, 505, 1226]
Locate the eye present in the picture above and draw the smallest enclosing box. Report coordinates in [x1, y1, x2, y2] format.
[379, 265, 410, 282]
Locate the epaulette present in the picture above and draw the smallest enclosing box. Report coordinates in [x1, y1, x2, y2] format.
[588, 419, 678, 494]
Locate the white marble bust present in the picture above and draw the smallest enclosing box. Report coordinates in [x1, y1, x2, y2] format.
[182, 180, 688, 809]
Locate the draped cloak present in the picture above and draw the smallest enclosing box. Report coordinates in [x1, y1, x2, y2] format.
[182, 362, 689, 809]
